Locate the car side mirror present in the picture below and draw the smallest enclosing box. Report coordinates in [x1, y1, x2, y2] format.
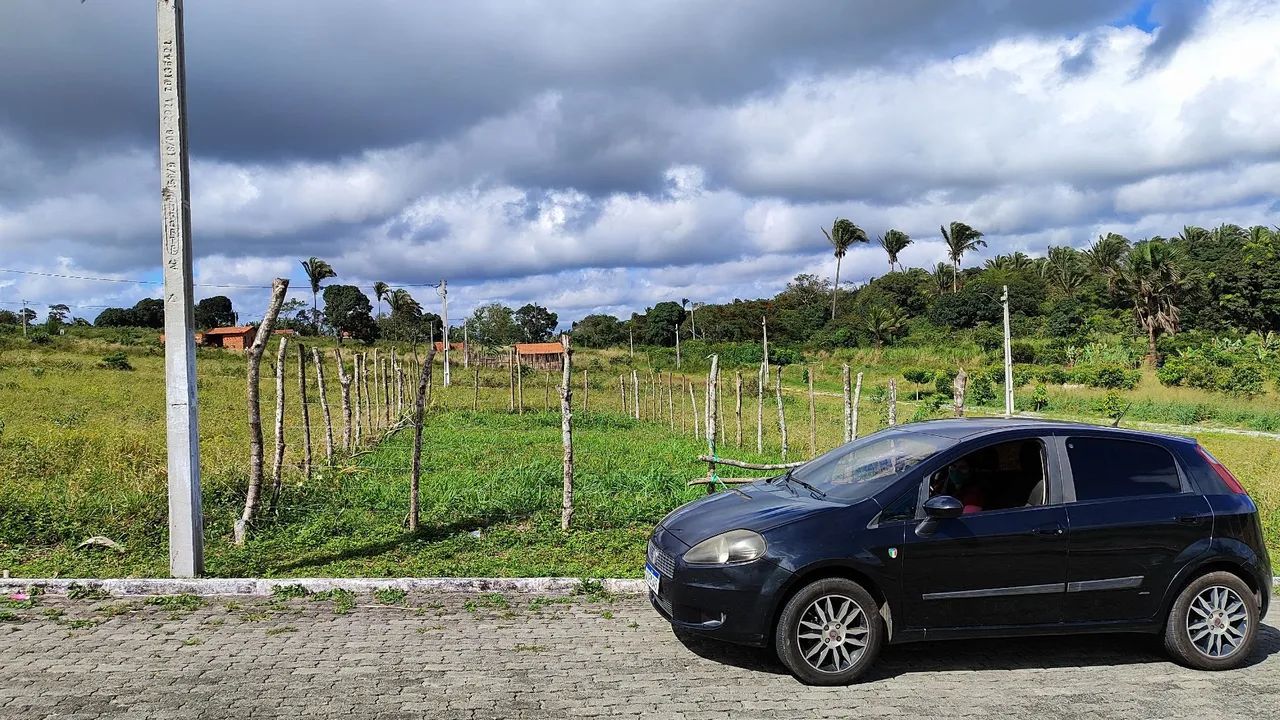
[923, 495, 964, 519]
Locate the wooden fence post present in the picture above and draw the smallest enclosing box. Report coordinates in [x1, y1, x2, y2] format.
[582, 369, 589, 414]
[313, 347, 334, 463]
[473, 366, 480, 411]
[807, 366, 816, 457]
[509, 348, 516, 412]
[234, 278, 288, 546]
[756, 363, 764, 454]
[705, 355, 719, 493]
[334, 348, 353, 452]
[560, 335, 575, 531]
[775, 367, 788, 460]
[268, 336, 288, 514]
[667, 372, 675, 431]
[888, 378, 898, 426]
[297, 343, 312, 479]
[632, 369, 640, 420]
[517, 357, 524, 414]
[842, 365, 852, 444]
[689, 379, 700, 439]
[352, 354, 363, 447]
[734, 371, 743, 448]
[852, 371, 863, 441]
[409, 345, 437, 532]
[383, 357, 391, 425]
[619, 373, 626, 414]
[953, 367, 968, 417]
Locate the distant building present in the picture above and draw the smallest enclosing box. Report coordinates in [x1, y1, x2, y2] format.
[433, 341, 475, 365]
[514, 341, 565, 370]
[203, 325, 257, 351]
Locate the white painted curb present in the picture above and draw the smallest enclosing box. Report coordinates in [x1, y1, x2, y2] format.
[0, 577, 647, 598]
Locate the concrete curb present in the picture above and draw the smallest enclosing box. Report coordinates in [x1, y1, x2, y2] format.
[0, 577, 647, 598]
[3, 576, 1276, 599]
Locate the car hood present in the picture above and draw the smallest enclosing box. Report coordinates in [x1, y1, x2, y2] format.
[659, 481, 842, 546]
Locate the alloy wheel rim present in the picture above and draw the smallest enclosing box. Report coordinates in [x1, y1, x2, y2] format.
[797, 593, 868, 674]
[1186, 585, 1248, 659]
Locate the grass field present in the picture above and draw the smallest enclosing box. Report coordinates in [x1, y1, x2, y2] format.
[1, 331, 1277, 578]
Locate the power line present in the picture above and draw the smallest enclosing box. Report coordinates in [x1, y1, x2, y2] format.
[0, 267, 445, 291]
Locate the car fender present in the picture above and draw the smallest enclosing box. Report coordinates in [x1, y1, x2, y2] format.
[1156, 537, 1269, 620]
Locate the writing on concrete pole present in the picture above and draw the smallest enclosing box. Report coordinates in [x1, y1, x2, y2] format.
[157, 0, 204, 577]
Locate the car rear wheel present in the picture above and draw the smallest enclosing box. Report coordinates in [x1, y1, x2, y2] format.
[1163, 570, 1259, 670]
[774, 578, 884, 685]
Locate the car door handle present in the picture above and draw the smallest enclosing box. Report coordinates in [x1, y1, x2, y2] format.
[1030, 523, 1064, 536]
[1177, 514, 1209, 525]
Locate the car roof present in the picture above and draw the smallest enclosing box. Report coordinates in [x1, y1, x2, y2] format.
[901, 416, 1197, 445]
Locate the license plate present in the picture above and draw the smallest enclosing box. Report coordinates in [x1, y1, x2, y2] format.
[644, 563, 660, 595]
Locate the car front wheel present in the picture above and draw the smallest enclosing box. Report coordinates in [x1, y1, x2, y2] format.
[774, 577, 884, 685]
[1163, 570, 1259, 670]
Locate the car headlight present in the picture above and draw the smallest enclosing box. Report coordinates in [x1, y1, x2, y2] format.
[683, 529, 766, 566]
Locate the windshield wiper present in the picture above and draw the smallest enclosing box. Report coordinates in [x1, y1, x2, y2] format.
[776, 467, 826, 498]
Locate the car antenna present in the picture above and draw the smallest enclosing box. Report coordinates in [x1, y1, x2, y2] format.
[1111, 402, 1133, 428]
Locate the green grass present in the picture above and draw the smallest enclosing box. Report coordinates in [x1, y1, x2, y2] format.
[1, 332, 1278, 579]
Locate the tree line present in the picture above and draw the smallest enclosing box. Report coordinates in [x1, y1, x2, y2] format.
[570, 221, 1280, 369]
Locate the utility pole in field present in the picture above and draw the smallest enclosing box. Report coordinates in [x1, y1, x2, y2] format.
[674, 323, 681, 369]
[21, 299, 28, 337]
[156, 0, 203, 577]
[1002, 285, 1014, 418]
[438, 279, 451, 387]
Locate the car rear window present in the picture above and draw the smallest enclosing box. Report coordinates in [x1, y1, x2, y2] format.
[1065, 436, 1182, 501]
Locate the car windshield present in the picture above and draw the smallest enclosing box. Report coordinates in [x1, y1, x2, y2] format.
[787, 430, 955, 501]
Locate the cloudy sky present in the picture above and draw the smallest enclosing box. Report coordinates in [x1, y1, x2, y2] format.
[1, 0, 1278, 325]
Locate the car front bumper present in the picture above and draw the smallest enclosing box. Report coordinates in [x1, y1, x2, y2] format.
[647, 524, 792, 647]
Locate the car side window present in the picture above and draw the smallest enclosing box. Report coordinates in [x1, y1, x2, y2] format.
[1065, 436, 1181, 501]
[877, 486, 918, 523]
[926, 438, 1048, 515]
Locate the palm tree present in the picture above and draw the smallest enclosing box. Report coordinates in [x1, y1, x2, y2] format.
[862, 306, 907, 349]
[930, 262, 952, 296]
[940, 222, 985, 292]
[1083, 233, 1129, 292]
[984, 251, 1033, 271]
[388, 288, 422, 317]
[300, 257, 337, 333]
[877, 229, 912, 272]
[822, 218, 869, 319]
[1042, 246, 1087, 297]
[373, 281, 390, 318]
[1115, 239, 1187, 366]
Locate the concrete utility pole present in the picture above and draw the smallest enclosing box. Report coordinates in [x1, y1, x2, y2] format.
[21, 300, 28, 337]
[156, 0, 203, 577]
[437, 280, 451, 387]
[674, 323, 681, 369]
[1002, 285, 1014, 418]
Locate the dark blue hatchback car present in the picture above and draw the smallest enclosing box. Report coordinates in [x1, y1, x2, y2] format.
[646, 418, 1271, 685]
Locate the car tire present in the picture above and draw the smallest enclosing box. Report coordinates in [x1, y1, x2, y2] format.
[774, 577, 884, 685]
[1163, 570, 1259, 670]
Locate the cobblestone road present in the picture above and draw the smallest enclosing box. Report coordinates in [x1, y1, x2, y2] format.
[1, 589, 1276, 719]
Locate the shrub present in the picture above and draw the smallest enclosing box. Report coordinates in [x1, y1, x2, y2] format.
[1010, 341, 1037, 364]
[1070, 363, 1140, 390]
[98, 352, 133, 371]
[934, 368, 957, 395]
[1036, 366, 1069, 384]
[968, 374, 996, 405]
[1031, 385, 1049, 411]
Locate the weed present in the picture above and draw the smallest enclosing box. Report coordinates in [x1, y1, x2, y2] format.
[265, 625, 298, 636]
[96, 602, 140, 617]
[240, 611, 269, 622]
[145, 594, 203, 612]
[66, 618, 98, 629]
[0, 611, 21, 623]
[311, 589, 356, 614]
[513, 643, 548, 653]
[270, 584, 311, 601]
[573, 579, 612, 602]
[463, 593, 510, 613]
[373, 587, 408, 605]
[67, 583, 110, 601]
[180, 636, 203, 647]
[600, 610, 614, 620]
[41, 608, 64, 620]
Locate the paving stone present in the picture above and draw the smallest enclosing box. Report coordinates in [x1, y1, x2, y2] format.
[0, 593, 1275, 719]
